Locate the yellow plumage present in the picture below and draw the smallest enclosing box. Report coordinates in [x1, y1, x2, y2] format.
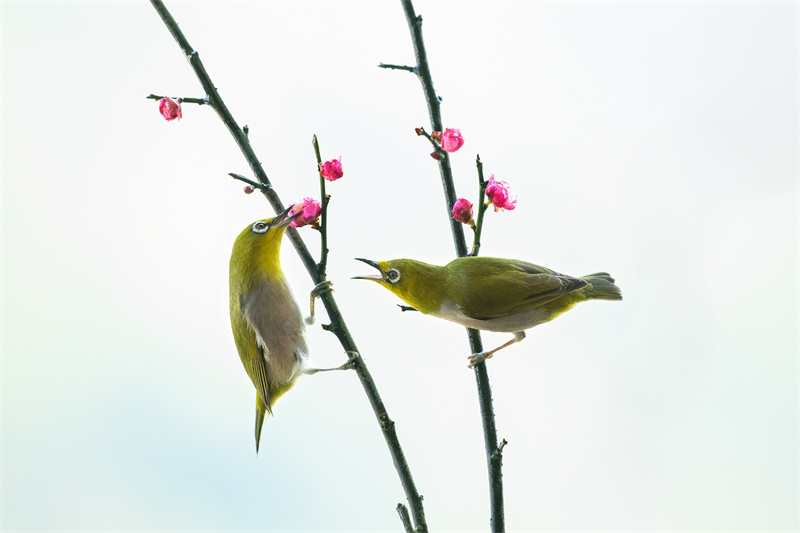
[229, 207, 307, 451]
[355, 256, 621, 366]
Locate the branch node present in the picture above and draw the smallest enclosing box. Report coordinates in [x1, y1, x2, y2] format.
[378, 62, 419, 74]
[396, 504, 414, 533]
[491, 439, 508, 462]
[228, 172, 266, 191]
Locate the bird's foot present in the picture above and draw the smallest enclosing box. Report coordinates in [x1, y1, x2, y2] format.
[304, 351, 360, 375]
[311, 280, 334, 297]
[305, 281, 334, 325]
[466, 332, 526, 368]
[340, 351, 361, 370]
[467, 351, 493, 369]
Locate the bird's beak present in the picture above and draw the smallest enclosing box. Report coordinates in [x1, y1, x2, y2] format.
[352, 258, 383, 281]
[273, 204, 302, 228]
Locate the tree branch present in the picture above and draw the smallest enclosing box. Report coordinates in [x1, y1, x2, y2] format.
[470, 155, 489, 257]
[396, 503, 414, 533]
[378, 62, 418, 73]
[393, 1, 505, 531]
[398, 2, 467, 256]
[148, 2, 427, 531]
[146, 93, 207, 106]
[229, 172, 265, 191]
[312, 135, 330, 278]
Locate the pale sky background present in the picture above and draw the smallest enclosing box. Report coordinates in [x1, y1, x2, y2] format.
[2, 1, 798, 532]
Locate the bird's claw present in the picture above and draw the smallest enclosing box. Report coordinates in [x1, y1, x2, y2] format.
[311, 280, 334, 298]
[467, 352, 492, 369]
[340, 351, 361, 370]
[306, 281, 334, 325]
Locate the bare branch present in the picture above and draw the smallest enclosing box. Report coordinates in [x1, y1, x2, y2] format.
[396, 503, 414, 533]
[390, 1, 505, 531]
[148, 1, 428, 530]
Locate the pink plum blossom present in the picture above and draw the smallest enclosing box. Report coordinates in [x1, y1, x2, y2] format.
[158, 97, 182, 121]
[452, 198, 475, 227]
[289, 197, 322, 228]
[319, 157, 343, 182]
[440, 128, 465, 153]
[485, 175, 517, 212]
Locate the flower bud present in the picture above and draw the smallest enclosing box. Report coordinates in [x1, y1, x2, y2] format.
[158, 97, 182, 121]
[485, 175, 517, 212]
[290, 197, 322, 228]
[319, 157, 343, 182]
[430, 151, 445, 161]
[441, 128, 464, 153]
[452, 198, 475, 227]
[243, 185, 255, 194]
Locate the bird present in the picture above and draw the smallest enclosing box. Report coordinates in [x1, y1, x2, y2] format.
[229, 206, 339, 452]
[353, 256, 621, 367]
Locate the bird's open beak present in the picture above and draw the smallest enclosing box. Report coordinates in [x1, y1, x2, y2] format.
[273, 204, 302, 228]
[352, 258, 383, 281]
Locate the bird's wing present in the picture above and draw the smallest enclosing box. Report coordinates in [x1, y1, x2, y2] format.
[239, 281, 307, 390]
[239, 291, 274, 415]
[455, 261, 587, 319]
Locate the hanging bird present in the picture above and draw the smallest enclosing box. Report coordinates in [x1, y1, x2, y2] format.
[229, 206, 340, 452]
[354, 256, 621, 367]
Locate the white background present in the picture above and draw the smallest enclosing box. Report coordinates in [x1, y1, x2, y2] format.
[2, 1, 798, 531]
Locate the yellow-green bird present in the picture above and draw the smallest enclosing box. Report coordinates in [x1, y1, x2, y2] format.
[229, 206, 309, 452]
[354, 256, 621, 367]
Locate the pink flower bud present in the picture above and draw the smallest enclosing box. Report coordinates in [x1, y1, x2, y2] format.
[158, 97, 182, 121]
[452, 198, 475, 227]
[441, 128, 464, 153]
[485, 175, 517, 212]
[430, 151, 445, 161]
[243, 185, 255, 194]
[319, 157, 343, 182]
[289, 197, 322, 228]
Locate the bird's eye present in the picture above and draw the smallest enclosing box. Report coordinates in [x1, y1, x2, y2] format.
[386, 268, 401, 284]
[252, 222, 269, 233]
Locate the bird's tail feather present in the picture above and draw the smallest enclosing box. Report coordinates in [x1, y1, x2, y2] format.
[581, 272, 622, 301]
[255, 394, 269, 453]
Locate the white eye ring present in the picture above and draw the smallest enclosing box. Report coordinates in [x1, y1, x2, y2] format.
[253, 221, 269, 233]
[386, 268, 401, 284]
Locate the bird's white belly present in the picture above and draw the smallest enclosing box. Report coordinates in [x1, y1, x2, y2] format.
[435, 299, 549, 333]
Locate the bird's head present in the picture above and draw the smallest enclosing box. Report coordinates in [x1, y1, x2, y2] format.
[353, 258, 444, 314]
[231, 205, 301, 279]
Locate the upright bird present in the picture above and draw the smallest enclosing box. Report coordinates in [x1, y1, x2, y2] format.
[354, 256, 621, 367]
[229, 206, 309, 452]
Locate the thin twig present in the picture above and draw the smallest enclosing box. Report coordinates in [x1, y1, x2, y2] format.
[148, 2, 427, 531]
[415, 126, 445, 156]
[470, 155, 489, 257]
[398, 1, 467, 256]
[146, 93, 208, 105]
[393, 1, 505, 531]
[229, 172, 266, 191]
[378, 62, 418, 73]
[311, 135, 330, 278]
[396, 504, 414, 533]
